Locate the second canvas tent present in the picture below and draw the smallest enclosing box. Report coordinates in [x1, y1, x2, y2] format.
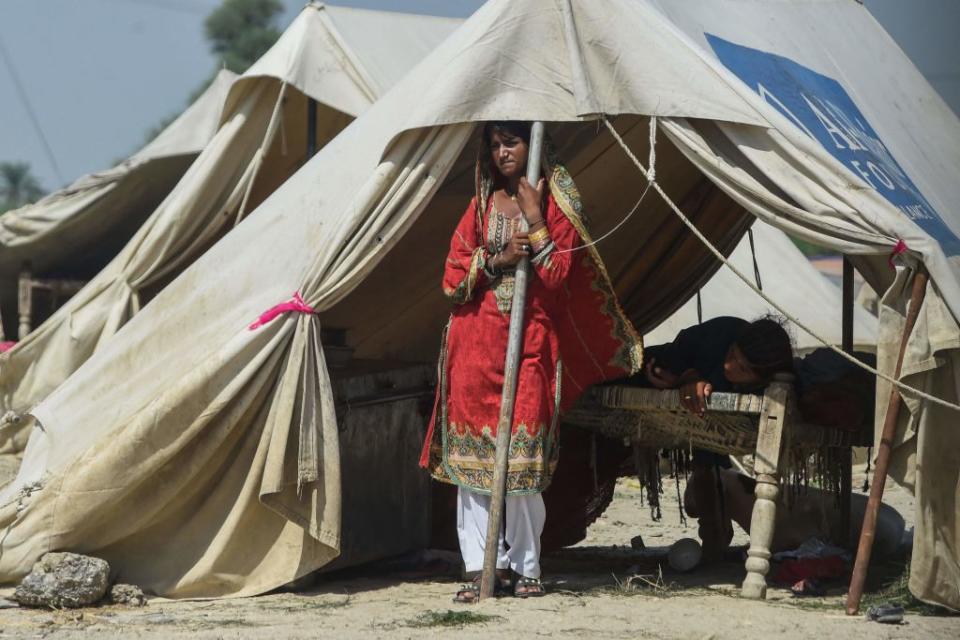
[0, 69, 237, 339]
[0, 3, 461, 452]
[646, 220, 878, 352]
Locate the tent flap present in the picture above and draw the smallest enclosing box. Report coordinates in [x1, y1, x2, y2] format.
[876, 271, 960, 611]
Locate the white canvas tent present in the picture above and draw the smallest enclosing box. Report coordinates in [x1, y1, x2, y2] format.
[646, 220, 878, 352]
[0, 0, 957, 607]
[0, 3, 461, 451]
[0, 69, 237, 337]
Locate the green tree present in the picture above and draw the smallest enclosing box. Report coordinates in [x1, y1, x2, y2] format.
[143, 0, 282, 147]
[790, 236, 835, 257]
[205, 0, 283, 74]
[0, 161, 45, 212]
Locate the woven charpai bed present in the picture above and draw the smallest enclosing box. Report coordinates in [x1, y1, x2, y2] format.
[563, 375, 869, 599]
[565, 385, 871, 454]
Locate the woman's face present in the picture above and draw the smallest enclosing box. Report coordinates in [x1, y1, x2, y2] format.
[488, 129, 529, 179]
[723, 345, 763, 386]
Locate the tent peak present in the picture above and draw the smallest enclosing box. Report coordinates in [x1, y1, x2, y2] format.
[307, 0, 463, 24]
[223, 4, 461, 122]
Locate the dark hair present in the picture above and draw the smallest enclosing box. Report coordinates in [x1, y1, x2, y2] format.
[734, 317, 794, 380]
[482, 121, 532, 148]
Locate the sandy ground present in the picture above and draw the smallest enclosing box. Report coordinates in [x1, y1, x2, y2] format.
[0, 461, 957, 639]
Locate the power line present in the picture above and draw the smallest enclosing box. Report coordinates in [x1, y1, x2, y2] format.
[0, 32, 64, 186]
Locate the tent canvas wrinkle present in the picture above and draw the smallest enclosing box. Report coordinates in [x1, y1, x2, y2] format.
[0, 0, 956, 609]
[0, 3, 463, 454]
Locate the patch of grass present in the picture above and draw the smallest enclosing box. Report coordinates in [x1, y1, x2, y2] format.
[261, 593, 351, 613]
[608, 568, 680, 598]
[705, 563, 958, 617]
[778, 597, 844, 613]
[862, 565, 957, 617]
[408, 609, 502, 628]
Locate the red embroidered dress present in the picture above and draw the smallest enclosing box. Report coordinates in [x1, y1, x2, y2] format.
[420, 152, 642, 495]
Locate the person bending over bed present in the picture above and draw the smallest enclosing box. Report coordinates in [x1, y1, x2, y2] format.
[641, 316, 794, 415]
[634, 316, 795, 559]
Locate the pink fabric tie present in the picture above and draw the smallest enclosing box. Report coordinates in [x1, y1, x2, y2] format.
[249, 292, 315, 330]
[0, 341, 16, 353]
[888, 239, 908, 269]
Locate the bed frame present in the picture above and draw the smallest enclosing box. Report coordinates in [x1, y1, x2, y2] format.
[563, 373, 870, 599]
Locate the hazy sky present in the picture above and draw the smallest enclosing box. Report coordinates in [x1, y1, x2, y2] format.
[1, 0, 957, 192]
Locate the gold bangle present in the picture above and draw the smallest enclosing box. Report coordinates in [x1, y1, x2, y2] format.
[528, 226, 551, 244]
[529, 226, 549, 242]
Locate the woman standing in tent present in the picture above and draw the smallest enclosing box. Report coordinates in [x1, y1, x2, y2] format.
[420, 122, 642, 602]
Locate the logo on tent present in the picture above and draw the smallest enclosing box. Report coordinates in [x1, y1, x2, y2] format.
[706, 34, 960, 257]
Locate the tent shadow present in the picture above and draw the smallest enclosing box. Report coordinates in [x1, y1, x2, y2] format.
[282, 543, 919, 606]
[273, 544, 759, 599]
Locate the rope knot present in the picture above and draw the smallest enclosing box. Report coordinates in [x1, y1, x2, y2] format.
[888, 239, 908, 269]
[248, 292, 315, 330]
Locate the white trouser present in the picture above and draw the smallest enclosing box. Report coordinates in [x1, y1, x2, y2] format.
[456, 486, 546, 579]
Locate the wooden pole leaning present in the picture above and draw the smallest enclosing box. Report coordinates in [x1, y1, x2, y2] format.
[845, 266, 928, 615]
[479, 121, 546, 600]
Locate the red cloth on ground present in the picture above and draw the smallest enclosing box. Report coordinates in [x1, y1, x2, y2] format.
[772, 556, 848, 584]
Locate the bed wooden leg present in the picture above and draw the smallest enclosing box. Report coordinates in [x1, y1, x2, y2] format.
[741, 375, 792, 599]
[742, 472, 780, 599]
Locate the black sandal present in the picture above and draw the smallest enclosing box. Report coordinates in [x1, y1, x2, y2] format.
[514, 576, 546, 598]
[453, 575, 482, 604]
